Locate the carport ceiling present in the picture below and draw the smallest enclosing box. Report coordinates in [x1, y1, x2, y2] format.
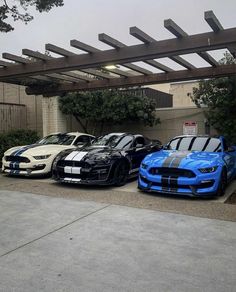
[0, 10, 236, 97]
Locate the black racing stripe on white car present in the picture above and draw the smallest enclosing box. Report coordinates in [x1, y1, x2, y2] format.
[213, 143, 221, 152]
[201, 137, 211, 151]
[188, 137, 197, 151]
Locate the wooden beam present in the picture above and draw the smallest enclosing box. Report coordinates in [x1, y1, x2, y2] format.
[23, 49, 94, 82]
[164, 18, 218, 67]
[99, 33, 153, 74]
[204, 10, 235, 58]
[26, 64, 236, 96]
[1, 28, 236, 79]
[2, 53, 33, 64]
[70, 39, 100, 53]
[130, 26, 156, 43]
[204, 10, 223, 32]
[0, 60, 15, 67]
[71, 39, 131, 77]
[169, 56, 196, 70]
[46, 43, 119, 79]
[130, 26, 193, 70]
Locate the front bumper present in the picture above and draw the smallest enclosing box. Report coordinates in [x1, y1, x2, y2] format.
[53, 163, 114, 185]
[138, 168, 221, 197]
[2, 159, 52, 176]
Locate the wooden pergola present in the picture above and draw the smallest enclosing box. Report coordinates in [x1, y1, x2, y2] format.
[0, 10, 236, 97]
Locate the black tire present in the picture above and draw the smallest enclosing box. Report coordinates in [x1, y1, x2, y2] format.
[113, 161, 129, 187]
[216, 169, 227, 197]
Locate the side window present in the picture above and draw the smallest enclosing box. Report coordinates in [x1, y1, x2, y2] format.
[73, 135, 91, 146]
[134, 137, 145, 148]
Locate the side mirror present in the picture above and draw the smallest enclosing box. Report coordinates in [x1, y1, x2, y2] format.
[136, 143, 144, 148]
[163, 145, 169, 150]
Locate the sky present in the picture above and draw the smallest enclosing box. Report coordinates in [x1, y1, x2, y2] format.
[1, 0, 236, 71]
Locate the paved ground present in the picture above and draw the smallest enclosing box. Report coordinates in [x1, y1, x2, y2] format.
[1, 174, 236, 221]
[0, 190, 236, 292]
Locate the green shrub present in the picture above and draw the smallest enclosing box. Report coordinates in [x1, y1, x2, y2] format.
[0, 129, 39, 164]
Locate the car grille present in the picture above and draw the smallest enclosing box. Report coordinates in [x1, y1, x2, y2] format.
[57, 160, 90, 168]
[149, 167, 196, 178]
[5, 156, 30, 163]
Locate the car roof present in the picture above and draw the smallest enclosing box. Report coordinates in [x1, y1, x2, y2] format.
[170, 135, 220, 139]
[47, 132, 94, 137]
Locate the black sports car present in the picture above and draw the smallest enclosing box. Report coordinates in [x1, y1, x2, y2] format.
[52, 133, 162, 186]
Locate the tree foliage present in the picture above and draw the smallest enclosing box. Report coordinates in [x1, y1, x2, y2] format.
[59, 90, 160, 135]
[0, 0, 64, 32]
[191, 52, 236, 143]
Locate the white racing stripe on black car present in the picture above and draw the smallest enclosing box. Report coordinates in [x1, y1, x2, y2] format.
[64, 151, 88, 174]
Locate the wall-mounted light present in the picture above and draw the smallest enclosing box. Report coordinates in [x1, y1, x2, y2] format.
[104, 64, 117, 70]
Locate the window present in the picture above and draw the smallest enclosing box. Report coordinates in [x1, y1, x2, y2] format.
[74, 135, 92, 146]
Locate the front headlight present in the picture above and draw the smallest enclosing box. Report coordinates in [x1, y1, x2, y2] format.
[198, 166, 218, 173]
[33, 155, 51, 160]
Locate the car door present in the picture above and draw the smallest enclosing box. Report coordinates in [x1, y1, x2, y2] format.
[222, 138, 236, 178]
[129, 136, 151, 173]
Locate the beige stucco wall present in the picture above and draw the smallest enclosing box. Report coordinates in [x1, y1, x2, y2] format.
[41, 96, 213, 144]
[150, 81, 199, 107]
[0, 82, 43, 136]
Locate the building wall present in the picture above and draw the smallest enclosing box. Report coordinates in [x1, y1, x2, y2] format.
[0, 82, 43, 135]
[0, 103, 27, 132]
[41, 96, 213, 144]
[150, 81, 199, 107]
[169, 81, 198, 107]
[101, 107, 214, 144]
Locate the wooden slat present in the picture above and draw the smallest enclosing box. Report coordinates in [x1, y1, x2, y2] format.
[46, 43, 116, 79]
[2, 53, 33, 64]
[204, 10, 235, 58]
[164, 18, 218, 66]
[71, 40, 132, 77]
[1, 28, 236, 79]
[131, 25, 196, 69]
[0, 60, 15, 67]
[26, 64, 236, 96]
[204, 10, 223, 32]
[99, 33, 153, 74]
[23, 49, 93, 81]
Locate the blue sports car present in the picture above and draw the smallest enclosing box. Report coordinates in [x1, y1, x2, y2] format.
[138, 135, 236, 197]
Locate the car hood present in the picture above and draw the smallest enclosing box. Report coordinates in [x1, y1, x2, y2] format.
[5, 144, 75, 156]
[144, 150, 222, 169]
[61, 146, 121, 162]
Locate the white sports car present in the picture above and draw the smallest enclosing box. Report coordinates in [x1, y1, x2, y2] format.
[2, 132, 94, 177]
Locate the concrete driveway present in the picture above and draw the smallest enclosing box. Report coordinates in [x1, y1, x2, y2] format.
[0, 190, 235, 292]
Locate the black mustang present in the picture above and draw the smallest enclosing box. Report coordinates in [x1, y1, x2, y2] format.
[52, 133, 162, 186]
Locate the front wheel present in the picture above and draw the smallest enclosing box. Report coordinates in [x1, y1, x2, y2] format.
[113, 161, 129, 186]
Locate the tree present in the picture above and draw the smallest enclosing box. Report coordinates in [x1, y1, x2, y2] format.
[0, 0, 64, 32]
[59, 89, 160, 135]
[191, 52, 236, 143]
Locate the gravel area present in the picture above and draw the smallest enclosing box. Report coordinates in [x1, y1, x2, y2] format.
[1, 174, 236, 222]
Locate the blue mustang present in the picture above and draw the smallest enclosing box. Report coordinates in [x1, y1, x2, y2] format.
[138, 135, 236, 197]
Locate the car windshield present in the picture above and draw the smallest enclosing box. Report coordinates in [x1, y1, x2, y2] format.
[168, 136, 222, 152]
[92, 134, 133, 150]
[38, 134, 76, 145]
